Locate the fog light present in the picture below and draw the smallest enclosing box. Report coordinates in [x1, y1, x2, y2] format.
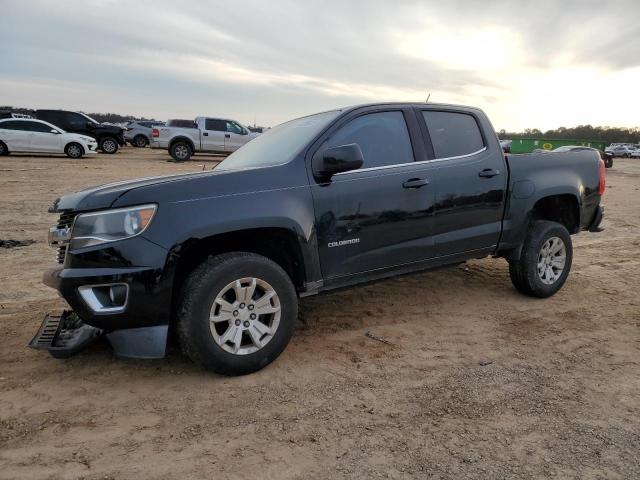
[78, 283, 129, 314]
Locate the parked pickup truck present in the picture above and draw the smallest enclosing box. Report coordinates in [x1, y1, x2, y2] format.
[31, 103, 605, 376]
[150, 116, 259, 161]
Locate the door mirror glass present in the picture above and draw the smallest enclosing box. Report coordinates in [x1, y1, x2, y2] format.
[51, 129, 60, 134]
[313, 143, 364, 180]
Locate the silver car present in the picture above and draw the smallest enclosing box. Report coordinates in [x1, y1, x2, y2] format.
[125, 121, 165, 148]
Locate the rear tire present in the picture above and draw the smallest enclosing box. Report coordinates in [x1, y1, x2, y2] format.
[0, 141, 8, 156]
[133, 135, 148, 148]
[178, 252, 297, 376]
[605, 158, 613, 168]
[170, 141, 192, 162]
[99, 137, 119, 154]
[508, 220, 572, 298]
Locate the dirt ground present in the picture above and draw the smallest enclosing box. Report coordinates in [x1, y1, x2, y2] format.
[0, 148, 639, 479]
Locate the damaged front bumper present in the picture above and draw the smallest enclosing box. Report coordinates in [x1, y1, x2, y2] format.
[29, 310, 169, 359]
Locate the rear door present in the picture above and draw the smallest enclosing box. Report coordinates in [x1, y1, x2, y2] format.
[201, 118, 226, 152]
[26, 121, 63, 152]
[418, 108, 507, 257]
[0, 120, 29, 151]
[310, 107, 436, 279]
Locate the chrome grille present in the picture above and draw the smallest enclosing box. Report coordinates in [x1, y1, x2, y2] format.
[54, 212, 76, 264]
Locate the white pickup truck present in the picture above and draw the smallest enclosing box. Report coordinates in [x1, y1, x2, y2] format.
[150, 116, 259, 161]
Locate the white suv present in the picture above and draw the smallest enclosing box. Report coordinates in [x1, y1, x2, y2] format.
[0, 119, 97, 158]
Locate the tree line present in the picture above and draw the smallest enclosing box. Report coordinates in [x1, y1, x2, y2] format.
[498, 125, 640, 144]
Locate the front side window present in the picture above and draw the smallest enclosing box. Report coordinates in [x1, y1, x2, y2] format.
[67, 113, 89, 129]
[27, 121, 55, 133]
[422, 111, 484, 159]
[326, 111, 414, 169]
[226, 121, 243, 134]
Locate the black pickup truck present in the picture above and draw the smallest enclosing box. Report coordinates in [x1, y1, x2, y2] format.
[31, 103, 605, 375]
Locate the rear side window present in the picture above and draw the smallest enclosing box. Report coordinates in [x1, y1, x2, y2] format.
[0, 120, 25, 130]
[422, 111, 484, 158]
[326, 111, 414, 169]
[205, 119, 227, 131]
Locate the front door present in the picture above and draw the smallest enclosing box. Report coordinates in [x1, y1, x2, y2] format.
[224, 120, 248, 152]
[310, 110, 435, 280]
[202, 118, 226, 152]
[27, 122, 62, 152]
[420, 109, 507, 257]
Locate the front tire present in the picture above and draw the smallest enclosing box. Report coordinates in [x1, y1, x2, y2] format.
[178, 252, 297, 376]
[99, 137, 119, 154]
[0, 141, 8, 156]
[509, 220, 573, 298]
[170, 141, 192, 162]
[64, 142, 84, 159]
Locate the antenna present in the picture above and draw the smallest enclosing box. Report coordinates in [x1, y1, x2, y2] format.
[426, 93, 431, 103]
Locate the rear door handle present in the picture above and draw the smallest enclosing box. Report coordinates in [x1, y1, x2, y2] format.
[203, 132, 209, 136]
[225, 133, 231, 138]
[478, 168, 500, 178]
[402, 178, 429, 189]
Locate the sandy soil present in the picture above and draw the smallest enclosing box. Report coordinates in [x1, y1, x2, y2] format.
[1, 148, 639, 479]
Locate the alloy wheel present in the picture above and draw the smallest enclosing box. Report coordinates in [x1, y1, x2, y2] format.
[537, 236, 566, 285]
[102, 139, 117, 153]
[209, 277, 281, 355]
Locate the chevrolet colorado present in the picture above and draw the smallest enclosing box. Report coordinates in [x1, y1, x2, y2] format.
[30, 103, 605, 375]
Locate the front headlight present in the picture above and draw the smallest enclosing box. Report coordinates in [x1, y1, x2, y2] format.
[70, 204, 157, 249]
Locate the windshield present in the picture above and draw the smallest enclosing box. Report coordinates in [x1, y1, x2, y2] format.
[216, 110, 341, 171]
[79, 112, 100, 125]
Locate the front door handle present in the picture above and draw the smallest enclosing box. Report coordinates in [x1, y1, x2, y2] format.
[478, 168, 500, 178]
[203, 132, 209, 136]
[402, 178, 429, 189]
[225, 133, 231, 138]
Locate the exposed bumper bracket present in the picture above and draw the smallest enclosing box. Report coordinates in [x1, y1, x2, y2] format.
[29, 310, 103, 357]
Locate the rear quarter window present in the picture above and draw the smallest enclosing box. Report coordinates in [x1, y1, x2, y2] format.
[422, 111, 484, 159]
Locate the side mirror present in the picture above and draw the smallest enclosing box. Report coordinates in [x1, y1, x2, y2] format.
[313, 143, 364, 181]
[50, 129, 60, 134]
[86, 122, 95, 129]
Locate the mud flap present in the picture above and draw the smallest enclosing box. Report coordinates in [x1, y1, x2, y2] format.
[106, 325, 168, 359]
[29, 311, 103, 358]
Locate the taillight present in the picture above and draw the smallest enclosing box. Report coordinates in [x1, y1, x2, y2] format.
[598, 158, 606, 195]
[152, 128, 159, 138]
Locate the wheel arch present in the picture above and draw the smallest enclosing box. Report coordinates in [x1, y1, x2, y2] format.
[64, 141, 85, 155]
[170, 227, 308, 316]
[169, 136, 195, 152]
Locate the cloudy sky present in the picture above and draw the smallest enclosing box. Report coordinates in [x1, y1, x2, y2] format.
[1, 0, 638, 130]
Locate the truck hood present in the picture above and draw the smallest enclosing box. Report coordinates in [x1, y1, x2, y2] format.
[49, 171, 215, 212]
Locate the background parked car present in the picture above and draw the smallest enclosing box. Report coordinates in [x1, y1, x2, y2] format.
[499, 139, 512, 153]
[0, 118, 97, 158]
[605, 144, 634, 158]
[125, 121, 165, 147]
[151, 116, 259, 161]
[552, 145, 613, 168]
[35, 110, 125, 154]
[630, 147, 640, 158]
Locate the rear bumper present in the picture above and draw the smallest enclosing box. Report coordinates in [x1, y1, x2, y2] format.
[588, 205, 604, 232]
